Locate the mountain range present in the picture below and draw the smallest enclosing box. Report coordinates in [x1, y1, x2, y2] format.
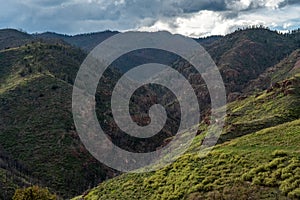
[0, 27, 300, 199]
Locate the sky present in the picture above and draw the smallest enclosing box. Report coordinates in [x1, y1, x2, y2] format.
[0, 0, 300, 37]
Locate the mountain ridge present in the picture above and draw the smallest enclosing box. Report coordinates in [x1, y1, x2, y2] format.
[0, 27, 300, 199]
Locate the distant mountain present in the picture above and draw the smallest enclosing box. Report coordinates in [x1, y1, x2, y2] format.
[0, 29, 32, 50]
[0, 28, 223, 54]
[195, 35, 223, 47]
[0, 29, 119, 53]
[36, 31, 119, 52]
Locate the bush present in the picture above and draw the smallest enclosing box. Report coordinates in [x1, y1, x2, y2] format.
[13, 186, 57, 200]
[272, 150, 288, 158]
[288, 188, 300, 198]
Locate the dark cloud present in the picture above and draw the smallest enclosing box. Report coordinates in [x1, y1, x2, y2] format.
[279, 0, 300, 8]
[26, 0, 69, 7]
[0, 0, 299, 36]
[171, 0, 227, 13]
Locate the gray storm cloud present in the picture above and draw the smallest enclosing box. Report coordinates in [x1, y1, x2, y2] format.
[0, 0, 299, 36]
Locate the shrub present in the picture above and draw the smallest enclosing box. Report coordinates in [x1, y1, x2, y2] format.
[271, 150, 288, 158]
[13, 186, 57, 200]
[288, 188, 300, 198]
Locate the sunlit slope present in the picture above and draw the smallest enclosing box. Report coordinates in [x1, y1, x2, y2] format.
[74, 74, 300, 200]
[74, 119, 300, 200]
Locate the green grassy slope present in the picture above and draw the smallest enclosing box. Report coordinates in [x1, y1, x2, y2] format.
[0, 41, 85, 90]
[219, 74, 300, 143]
[74, 74, 300, 200]
[74, 119, 300, 200]
[75, 116, 300, 200]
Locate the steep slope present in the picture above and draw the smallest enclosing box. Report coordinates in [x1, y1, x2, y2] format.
[218, 73, 300, 143]
[244, 49, 300, 93]
[74, 74, 300, 200]
[74, 121, 300, 200]
[0, 42, 116, 199]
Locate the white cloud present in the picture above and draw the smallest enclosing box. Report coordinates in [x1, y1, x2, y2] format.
[283, 22, 292, 29]
[137, 4, 300, 37]
[138, 11, 225, 37]
[226, 0, 287, 10]
[226, 0, 253, 10]
[265, 0, 286, 9]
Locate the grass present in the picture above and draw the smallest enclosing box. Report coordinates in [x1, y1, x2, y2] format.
[75, 118, 300, 200]
[219, 74, 300, 143]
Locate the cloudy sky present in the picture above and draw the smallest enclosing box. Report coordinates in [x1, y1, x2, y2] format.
[1, 0, 300, 37]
